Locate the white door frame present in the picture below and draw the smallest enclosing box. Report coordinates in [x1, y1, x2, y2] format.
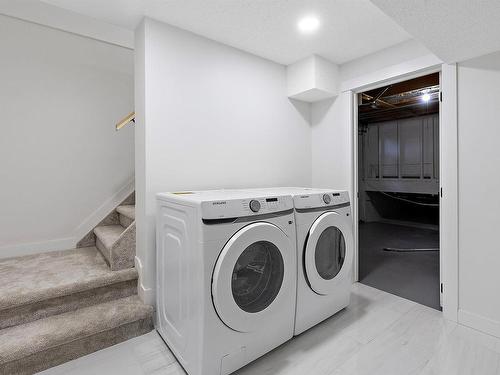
[350, 64, 459, 321]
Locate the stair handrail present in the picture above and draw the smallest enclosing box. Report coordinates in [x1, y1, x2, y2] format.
[116, 111, 135, 130]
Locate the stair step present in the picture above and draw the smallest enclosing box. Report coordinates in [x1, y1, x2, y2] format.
[116, 205, 135, 220]
[0, 248, 138, 329]
[0, 296, 153, 375]
[116, 205, 135, 228]
[94, 225, 125, 250]
[94, 225, 125, 264]
[94, 223, 136, 271]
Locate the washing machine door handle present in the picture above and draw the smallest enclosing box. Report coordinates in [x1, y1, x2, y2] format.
[304, 212, 354, 296]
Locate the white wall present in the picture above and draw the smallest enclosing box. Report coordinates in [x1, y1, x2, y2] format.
[135, 18, 312, 303]
[0, 15, 135, 257]
[311, 92, 353, 191]
[457, 51, 500, 336]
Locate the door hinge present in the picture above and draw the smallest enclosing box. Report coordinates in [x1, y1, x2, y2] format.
[440, 92, 443, 102]
[441, 283, 444, 293]
[440, 187, 443, 198]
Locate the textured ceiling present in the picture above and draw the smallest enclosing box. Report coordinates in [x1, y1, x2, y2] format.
[40, 0, 411, 65]
[370, 0, 500, 63]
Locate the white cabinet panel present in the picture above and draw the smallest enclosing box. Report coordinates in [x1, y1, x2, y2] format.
[423, 116, 435, 179]
[379, 121, 398, 178]
[399, 117, 422, 178]
[365, 125, 379, 178]
[361, 114, 439, 194]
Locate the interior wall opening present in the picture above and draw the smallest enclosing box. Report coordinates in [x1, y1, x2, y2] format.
[357, 72, 441, 310]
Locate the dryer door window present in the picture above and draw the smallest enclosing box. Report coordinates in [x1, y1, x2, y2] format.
[232, 240, 284, 313]
[304, 212, 353, 295]
[315, 227, 346, 280]
[212, 222, 294, 333]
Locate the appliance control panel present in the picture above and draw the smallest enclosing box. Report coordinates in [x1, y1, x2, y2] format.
[293, 190, 349, 209]
[201, 195, 293, 219]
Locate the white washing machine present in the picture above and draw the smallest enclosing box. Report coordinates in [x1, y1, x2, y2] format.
[156, 190, 297, 375]
[250, 187, 354, 335]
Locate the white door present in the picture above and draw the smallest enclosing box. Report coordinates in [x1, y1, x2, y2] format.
[212, 222, 293, 333]
[304, 212, 354, 295]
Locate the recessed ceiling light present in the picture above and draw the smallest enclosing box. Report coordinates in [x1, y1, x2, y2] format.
[422, 93, 431, 102]
[298, 16, 320, 33]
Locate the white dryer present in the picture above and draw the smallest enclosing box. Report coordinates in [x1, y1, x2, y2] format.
[250, 187, 354, 335]
[293, 189, 353, 334]
[156, 190, 297, 375]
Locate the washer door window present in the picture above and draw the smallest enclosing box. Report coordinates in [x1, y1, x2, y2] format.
[212, 222, 292, 333]
[232, 240, 284, 313]
[304, 212, 353, 295]
[315, 226, 346, 280]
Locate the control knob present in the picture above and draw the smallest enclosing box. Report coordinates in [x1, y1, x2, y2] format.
[323, 194, 332, 204]
[249, 200, 261, 213]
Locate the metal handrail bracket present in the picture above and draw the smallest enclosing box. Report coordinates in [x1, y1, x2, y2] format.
[116, 111, 135, 130]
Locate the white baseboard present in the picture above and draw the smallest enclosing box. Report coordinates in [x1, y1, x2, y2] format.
[0, 179, 135, 260]
[72, 178, 135, 243]
[0, 237, 75, 259]
[459, 309, 500, 339]
[135, 255, 156, 306]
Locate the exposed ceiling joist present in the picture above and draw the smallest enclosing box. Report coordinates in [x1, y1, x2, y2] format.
[359, 73, 439, 123]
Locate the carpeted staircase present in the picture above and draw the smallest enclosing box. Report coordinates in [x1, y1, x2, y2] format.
[0, 195, 153, 374]
[77, 193, 136, 271]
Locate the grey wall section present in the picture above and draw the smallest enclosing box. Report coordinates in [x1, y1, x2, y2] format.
[135, 18, 312, 303]
[457, 51, 500, 336]
[0, 15, 134, 254]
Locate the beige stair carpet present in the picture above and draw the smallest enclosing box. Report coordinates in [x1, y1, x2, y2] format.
[0, 248, 137, 328]
[116, 205, 135, 227]
[94, 221, 136, 271]
[0, 296, 153, 375]
[76, 192, 134, 247]
[0, 247, 153, 374]
[78, 195, 136, 271]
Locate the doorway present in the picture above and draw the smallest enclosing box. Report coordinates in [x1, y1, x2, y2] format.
[356, 73, 441, 310]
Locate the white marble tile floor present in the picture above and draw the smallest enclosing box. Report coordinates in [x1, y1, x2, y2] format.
[38, 283, 500, 375]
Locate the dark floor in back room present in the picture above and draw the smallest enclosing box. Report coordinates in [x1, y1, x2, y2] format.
[358, 222, 441, 310]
